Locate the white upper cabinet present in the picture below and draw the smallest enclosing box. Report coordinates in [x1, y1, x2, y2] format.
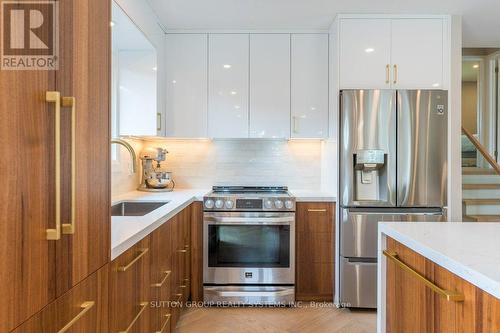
[249, 34, 291, 139]
[339, 19, 392, 89]
[208, 34, 249, 138]
[391, 19, 444, 89]
[291, 34, 329, 138]
[338, 16, 448, 90]
[165, 34, 208, 137]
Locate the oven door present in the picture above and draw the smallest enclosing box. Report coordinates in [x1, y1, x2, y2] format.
[203, 212, 295, 285]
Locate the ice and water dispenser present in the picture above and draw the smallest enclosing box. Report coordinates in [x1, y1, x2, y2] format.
[353, 149, 386, 202]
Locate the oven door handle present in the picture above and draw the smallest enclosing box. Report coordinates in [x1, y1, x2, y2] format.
[204, 287, 294, 298]
[205, 216, 293, 225]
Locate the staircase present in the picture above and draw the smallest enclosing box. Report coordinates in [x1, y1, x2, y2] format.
[462, 168, 500, 222]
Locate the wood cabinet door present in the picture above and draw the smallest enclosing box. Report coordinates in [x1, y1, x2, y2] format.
[0, 2, 57, 330]
[391, 19, 445, 89]
[339, 18, 392, 89]
[55, 0, 111, 296]
[190, 202, 204, 301]
[150, 219, 173, 333]
[109, 237, 151, 333]
[295, 202, 335, 301]
[11, 264, 109, 333]
[386, 237, 500, 333]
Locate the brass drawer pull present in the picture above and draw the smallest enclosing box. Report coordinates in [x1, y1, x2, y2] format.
[118, 248, 149, 272]
[119, 302, 148, 333]
[152, 270, 172, 288]
[62, 96, 76, 235]
[393, 64, 398, 84]
[177, 249, 188, 253]
[385, 64, 390, 84]
[156, 313, 171, 333]
[307, 209, 327, 212]
[45, 91, 62, 240]
[57, 301, 95, 333]
[383, 250, 464, 302]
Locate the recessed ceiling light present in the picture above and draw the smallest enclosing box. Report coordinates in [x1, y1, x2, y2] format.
[152, 67, 157, 71]
[223, 64, 232, 69]
[109, 21, 115, 27]
[230, 91, 237, 95]
[365, 48, 375, 53]
[172, 80, 177, 84]
[432, 83, 440, 87]
[473, 64, 479, 69]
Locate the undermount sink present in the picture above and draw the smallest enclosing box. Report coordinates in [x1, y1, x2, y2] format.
[111, 201, 169, 217]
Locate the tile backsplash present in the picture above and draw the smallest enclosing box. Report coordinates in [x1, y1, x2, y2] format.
[112, 138, 336, 197]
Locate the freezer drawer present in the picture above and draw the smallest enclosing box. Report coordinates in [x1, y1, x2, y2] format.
[340, 207, 444, 258]
[340, 257, 377, 309]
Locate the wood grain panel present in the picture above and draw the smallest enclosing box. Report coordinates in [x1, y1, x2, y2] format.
[0, 1, 57, 329]
[296, 202, 335, 301]
[386, 237, 500, 333]
[190, 202, 204, 301]
[12, 264, 109, 333]
[109, 237, 151, 333]
[55, 0, 111, 295]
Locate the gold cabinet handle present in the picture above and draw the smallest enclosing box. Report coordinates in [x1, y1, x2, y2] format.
[62, 97, 76, 234]
[57, 301, 95, 333]
[385, 64, 390, 84]
[157, 112, 162, 131]
[152, 270, 171, 288]
[308, 208, 327, 212]
[46, 91, 62, 240]
[177, 249, 188, 253]
[156, 313, 171, 333]
[118, 248, 149, 272]
[383, 250, 464, 302]
[119, 302, 148, 333]
[393, 64, 398, 84]
[293, 116, 299, 134]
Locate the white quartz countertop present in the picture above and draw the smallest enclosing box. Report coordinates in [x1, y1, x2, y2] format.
[379, 222, 500, 299]
[111, 189, 209, 260]
[110, 188, 336, 260]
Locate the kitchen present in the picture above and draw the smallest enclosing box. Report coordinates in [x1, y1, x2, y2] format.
[1, 0, 499, 332]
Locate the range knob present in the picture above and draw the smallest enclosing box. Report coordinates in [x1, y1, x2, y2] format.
[215, 199, 224, 209]
[225, 200, 234, 209]
[264, 200, 273, 209]
[274, 200, 284, 209]
[285, 200, 294, 209]
[205, 199, 214, 209]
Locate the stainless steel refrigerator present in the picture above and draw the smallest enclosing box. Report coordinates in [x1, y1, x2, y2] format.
[338, 90, 448, 308]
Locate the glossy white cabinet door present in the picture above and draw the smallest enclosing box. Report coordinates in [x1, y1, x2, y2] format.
[165, 34, 208, 137]
[291, 34, 329, 138]
[391, 19, 444, 89]
[208, 34, 249, 138]
[339, 19, 392, 89]
[249, 34, 291, 139]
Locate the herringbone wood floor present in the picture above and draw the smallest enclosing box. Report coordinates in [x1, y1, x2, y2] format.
[174, 303, 376, 333]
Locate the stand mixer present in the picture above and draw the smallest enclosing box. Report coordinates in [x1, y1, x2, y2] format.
[137, 147, 175, 192]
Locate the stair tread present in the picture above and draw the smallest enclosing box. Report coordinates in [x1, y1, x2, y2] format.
[463, 183, 500, 189]
[462, 167, 499, 175]
[465, 215, 500, 222]
[463, 199, 500, 205]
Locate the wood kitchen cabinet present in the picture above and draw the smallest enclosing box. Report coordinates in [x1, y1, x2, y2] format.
[385, 238, 500, 332]
[0, 0, 110, 330]
[190, 202, 204, 301]
[11, 265, 109, 333]
[109, 237, 151, 333]
[296, 202, 335, 301]
[338, 16, 448, 89]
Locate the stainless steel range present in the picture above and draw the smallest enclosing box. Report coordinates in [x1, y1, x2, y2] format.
[203, 186, 296, 305]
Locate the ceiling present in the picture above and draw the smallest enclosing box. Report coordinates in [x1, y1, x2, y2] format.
[147, 0, 500, 47]
[462, 61, 479, 82]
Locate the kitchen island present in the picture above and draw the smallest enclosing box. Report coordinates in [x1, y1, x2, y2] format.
[377, 222, 500, 333]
